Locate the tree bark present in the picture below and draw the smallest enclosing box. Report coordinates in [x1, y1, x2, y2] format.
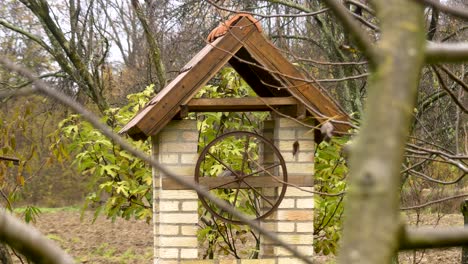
[18, 0, 109, 113]
[0, 244, 12, 264]
[337, 1, 426, 263]
[462, 199, 468, 264]
[131, 0, 166, 92]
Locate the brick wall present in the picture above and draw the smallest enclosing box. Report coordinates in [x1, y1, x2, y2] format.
[152, 120, 199, 263]
[152, 118, 314, 263]
[261, 118, 315, 262]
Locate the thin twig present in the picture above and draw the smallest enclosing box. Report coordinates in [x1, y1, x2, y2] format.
[297, 57, 368, 66]
[345, 0, 375, 15]
[205, 0, 329, 18]
[437, 64, 468, 93]
[406, 168, 467, 185]
[407, 143, 468, 160]
[350, 12, 379, 31]
[317, 73, 369, 83]
[432, 66, 468, 113]
[416, 0, 468, 20]
[322, 0, 377, 65]
[0, 87, 36, 99]
[441, 25, 468, 42]
[401, 193, 468, 212]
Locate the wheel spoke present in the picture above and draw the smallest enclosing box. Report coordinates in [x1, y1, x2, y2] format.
[206, 151, 240, 177]
[240, 179, 275, 207]
[208, 178, 239, 190]
[241, 162, 282, 179]
[195, 131, 287, 224]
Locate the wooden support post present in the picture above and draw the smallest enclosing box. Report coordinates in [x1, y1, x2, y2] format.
[462, 199, 468, 264]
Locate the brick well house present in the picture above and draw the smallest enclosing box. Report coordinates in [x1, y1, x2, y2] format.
[120, 15, 349, 264]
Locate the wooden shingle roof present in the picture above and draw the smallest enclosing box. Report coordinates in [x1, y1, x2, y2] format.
[120, 16, 350, 140]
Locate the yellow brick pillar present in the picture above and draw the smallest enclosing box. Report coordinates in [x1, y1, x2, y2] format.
[261, 118, 315, 262]
[152, 120, 199, 263]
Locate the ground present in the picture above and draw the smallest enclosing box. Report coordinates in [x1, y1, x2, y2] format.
[15, 209, 153, 264]
[11, 209, 465, 263]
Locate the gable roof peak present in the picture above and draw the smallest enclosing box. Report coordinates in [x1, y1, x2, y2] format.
[120, 16, 350, 140]
[207, 14, 262, 42]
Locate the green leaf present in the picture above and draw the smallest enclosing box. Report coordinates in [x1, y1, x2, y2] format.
[23, 206, 41, 224]
[99, 164, 120, 177]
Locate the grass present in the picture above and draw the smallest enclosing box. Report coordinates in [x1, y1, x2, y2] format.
[46, 234, 64, 243]
[93, 243, 117, 257]
[14, 205, 81, 214]
[80, 243, 151, 263]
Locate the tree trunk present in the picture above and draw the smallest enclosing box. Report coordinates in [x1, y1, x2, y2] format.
[337, 1, 426, 264]
[131, 0, 166, 92]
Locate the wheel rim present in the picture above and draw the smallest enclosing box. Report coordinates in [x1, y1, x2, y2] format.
[195, 131, 288, 225]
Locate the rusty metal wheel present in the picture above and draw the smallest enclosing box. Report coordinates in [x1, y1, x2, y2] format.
[195, 131, 287, 225]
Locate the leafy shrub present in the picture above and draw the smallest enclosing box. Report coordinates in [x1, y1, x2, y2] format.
[51, 85, 155, 222]
[314, 137, 348, 255]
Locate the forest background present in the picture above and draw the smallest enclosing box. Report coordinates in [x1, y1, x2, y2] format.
[0, 0, 467, 263]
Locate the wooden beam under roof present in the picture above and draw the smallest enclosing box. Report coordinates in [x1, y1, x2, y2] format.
[183, 97, 298, 112]
[161, 175, 313, 190]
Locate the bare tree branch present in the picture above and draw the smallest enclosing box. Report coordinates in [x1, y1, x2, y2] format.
[407, 143, 468, 162]
[432, 66, 468, 113]
[0, 71, 66, 90]
[18, 0, 109, 112]
[297, 57, 368, 66]
[400, 226, 468, 249]
[426, 42, 468, 63]
[406, 168, 467, 185]
[401, 193, 468, 210]
[350, 12, 379, 31]
[317, 73, 369, 83]
[205, 0, 329, 18]
[417, 0, 468, 20]
[0, 210, 74, 264]
[0, 19, 52, 53]
[130, 0, 166, 92]
[345, 0, 375, 15]
[437, 64, 468, 93]
[322, 0, 377, 65]
[0, 87, 36, 99]
[441, 25, 468, 42]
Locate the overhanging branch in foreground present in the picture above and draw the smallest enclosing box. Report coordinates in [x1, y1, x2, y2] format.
[400, 226, 468, 250]
[426, 42, 468, 63]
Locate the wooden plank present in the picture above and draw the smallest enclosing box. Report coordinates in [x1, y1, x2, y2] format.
[161, 175, 313, 190]
[184, 97, 298, 112]
[237, 30, 351, 133]
[120, 17, 259, 139]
